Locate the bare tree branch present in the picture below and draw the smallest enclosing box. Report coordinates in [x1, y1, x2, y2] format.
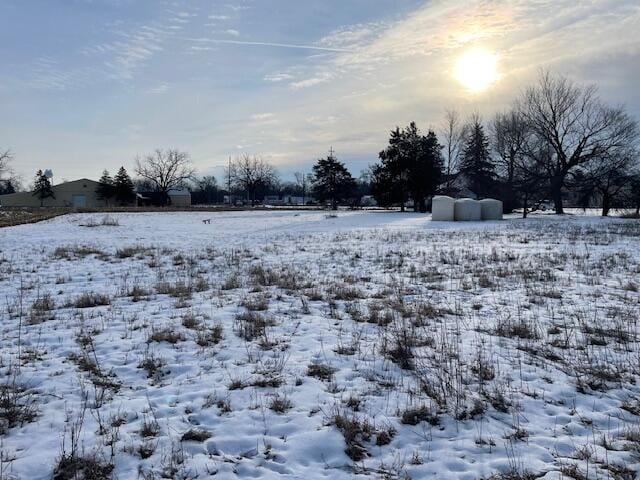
[135, 149, 195, 197]
[228, 155, 276, 206]
[517, 70, 639, 213]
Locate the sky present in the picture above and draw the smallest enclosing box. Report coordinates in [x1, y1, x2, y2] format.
[1, 0, 639, 185]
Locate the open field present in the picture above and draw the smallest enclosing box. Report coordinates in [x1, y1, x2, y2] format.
[0, 211, 639, 479]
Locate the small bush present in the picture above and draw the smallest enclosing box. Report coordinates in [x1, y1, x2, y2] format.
[53, 453, 113, 480]
[155, 281, 192, 299]
[234, 311, 274, 341]
[330, 411, 375, 461]
[147, 327, 185, 344]
[307, 363, 336, 381]
[400, 405, 440, 426]
[0, 379, 39, 434]
[268, 394, 292, 413]
[242, 294, 270, 312]
[195, 325, 223, 347]
[181, 428, 212, 442]
[69, 292, 111, 309]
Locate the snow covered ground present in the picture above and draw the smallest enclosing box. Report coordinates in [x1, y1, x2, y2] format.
[0, 211, 639, 479]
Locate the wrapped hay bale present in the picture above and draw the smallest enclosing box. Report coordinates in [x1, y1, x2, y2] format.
[480, 199, 503, 220]
[454, 198, 481, 221]
[431, 195, 455, 221]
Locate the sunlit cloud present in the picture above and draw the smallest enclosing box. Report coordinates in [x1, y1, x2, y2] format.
[1, 0, 639, 181]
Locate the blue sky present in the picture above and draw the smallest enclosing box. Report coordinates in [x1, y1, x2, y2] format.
[1, 0, 639, 184]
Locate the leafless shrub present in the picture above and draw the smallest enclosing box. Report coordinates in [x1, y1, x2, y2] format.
[328, 410, 375, 461]
[54, 406, 114, 480]
[195, 324, 224, 347]
[155, 281, 192, 299]
[126, 284, 151, 301]
[180, 428, 211, 442]
[234, 311, 274, 341]
[0, 376, 38, 434]
[29, 293, 56, 324]
[400, 405, 440, 426]
[268, 394, 292, 413]
[139, 414, 160, 438]
[81, 215, 119, 227]
[54, 245, 106, 260]
[181, 311, 200, 329]
[242, 293, 270, 312]
[116, 245, 150, 259]
[221, 275, 241, 290]
[138, 350, 167, 380]
[494, 314, 539, 340]
[68, 292, 111, 309]
[307, 362, 336, 381]
[147, 327, 185, 344]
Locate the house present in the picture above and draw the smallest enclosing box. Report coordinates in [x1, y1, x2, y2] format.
[0, 179, 107, 208]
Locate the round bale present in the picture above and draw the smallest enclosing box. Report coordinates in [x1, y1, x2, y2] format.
[431, 195, 455, 221]
[454, 198, 482, 221]
[480, 199, 503, 220]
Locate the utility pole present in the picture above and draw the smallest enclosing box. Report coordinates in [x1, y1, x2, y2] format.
[227, 156, 231, 205]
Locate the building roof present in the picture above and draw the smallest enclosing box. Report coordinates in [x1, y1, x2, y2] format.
[167, 188, 191, 197]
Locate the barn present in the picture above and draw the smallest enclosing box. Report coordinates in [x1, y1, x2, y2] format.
[0, 179, 107, 208]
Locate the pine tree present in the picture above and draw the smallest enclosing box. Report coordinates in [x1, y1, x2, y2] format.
[375, 122, 444, 212]
[460, 118, 496, 199]
[96, 170, 115, 205]
[312, 152, 357, 210]
[32, 170, 54, 206]
[113, 167, 135, 206]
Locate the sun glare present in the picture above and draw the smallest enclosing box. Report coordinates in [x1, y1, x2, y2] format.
[454, 48, 498, 93]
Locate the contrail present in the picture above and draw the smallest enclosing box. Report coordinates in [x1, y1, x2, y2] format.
[183, 37, 353, 53]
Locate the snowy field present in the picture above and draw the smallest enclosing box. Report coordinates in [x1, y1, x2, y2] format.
[0, 210, 639, 479]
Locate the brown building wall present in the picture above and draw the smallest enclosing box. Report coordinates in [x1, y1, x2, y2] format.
[0, 179, 107, 208]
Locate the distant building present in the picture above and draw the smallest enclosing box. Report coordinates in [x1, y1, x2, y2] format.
[136, 188, 192, 207]
[0, 179, 106, 208]
[167, 188, 192, 206]
[263, 195, 315, 206]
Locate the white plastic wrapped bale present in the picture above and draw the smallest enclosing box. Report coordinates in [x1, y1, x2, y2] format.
[431, 195, 455, 221]
[454, 198, 482, 221]
[480, 199, 503, 220]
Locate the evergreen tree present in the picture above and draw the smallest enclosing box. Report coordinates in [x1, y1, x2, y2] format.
[0, 179, 15, 195]
[96, 170, 115, 205]
[411, 130, 444, 212]
[375, 122, 443, 212]
[32, 170, 54, 206]
[377, 127, 409, 211]
[113, 167, 135, 206]
[460, 117, 496, 199]
[312, 152, 357, 210]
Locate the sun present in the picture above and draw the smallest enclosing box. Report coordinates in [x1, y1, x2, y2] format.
[454, 48, 498, 93]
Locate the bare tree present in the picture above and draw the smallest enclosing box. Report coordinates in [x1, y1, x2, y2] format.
[575, 147, 638, 216]
[135, 149, 195, 204]
[490, 110, 529, 212]
[294, 172, 313, 205]
[439, 110, 467, 195]
[0, 149, 11, 178]
[0, 149, 20, 194]
[518, 71, 639, 213]
[229, 155, 277, 206]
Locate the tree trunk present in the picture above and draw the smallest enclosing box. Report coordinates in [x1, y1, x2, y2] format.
[418, 197, 427, 213]
[602, 194, 611, 217]
[551, 176, 564, 214]
[522, 193, 528, 219]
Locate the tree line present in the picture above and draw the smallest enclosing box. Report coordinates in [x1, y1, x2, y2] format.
[2, 71, 639, 215]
